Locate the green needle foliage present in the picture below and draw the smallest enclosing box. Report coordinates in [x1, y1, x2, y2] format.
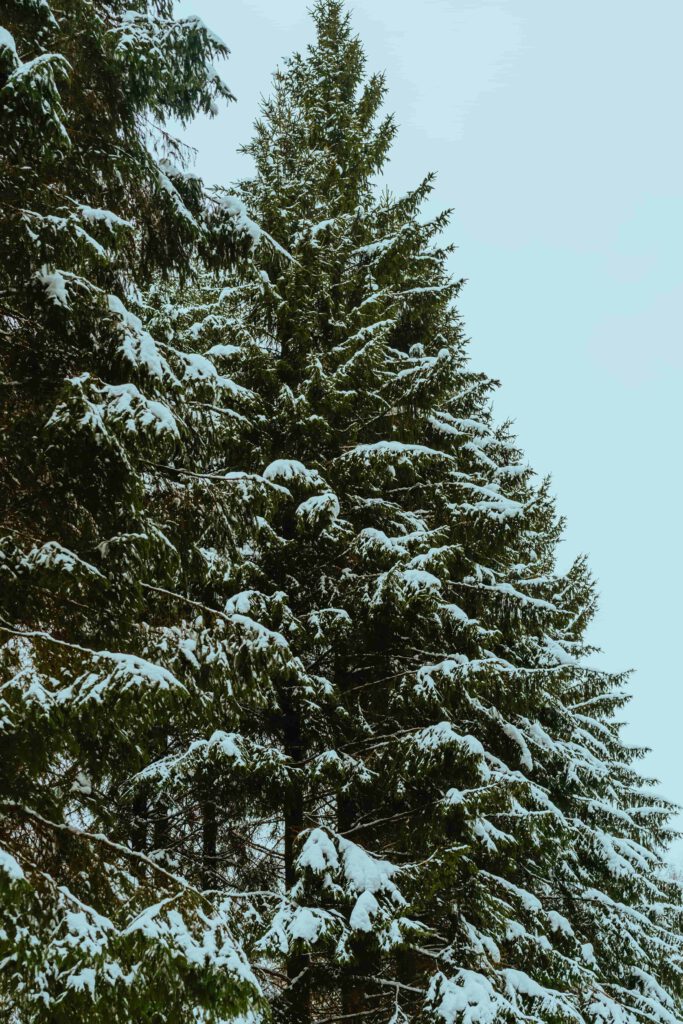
[155, 3, 683, 1023]
[0, 0, 261, 1019]
[1, 1, 681, 1023]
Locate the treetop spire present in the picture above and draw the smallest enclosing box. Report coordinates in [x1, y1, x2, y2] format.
[242, 0, 395, 230]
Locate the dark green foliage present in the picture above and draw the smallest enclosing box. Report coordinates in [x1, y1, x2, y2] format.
[2, 0, 681, 1022]
[0, 0, 261, 1018]
[153, 4, 683, 1023]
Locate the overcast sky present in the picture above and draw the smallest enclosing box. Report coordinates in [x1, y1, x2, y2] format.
[175, 0, 683, 856]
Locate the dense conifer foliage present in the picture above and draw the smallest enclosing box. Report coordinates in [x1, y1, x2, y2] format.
[1, 1, 681, 1022]
[0, 0, 260, 1019]
[157, 4, 683, 1023]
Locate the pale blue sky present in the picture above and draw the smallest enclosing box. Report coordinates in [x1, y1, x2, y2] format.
[175, 0, 683, 855]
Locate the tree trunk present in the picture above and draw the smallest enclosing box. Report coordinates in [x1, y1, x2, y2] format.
[152, 798, 169, 858]
[338, 793, 366, 1019]
[131, 790, 148, 879]
[283, 704, 310, 1024]
[202, 796, 218, 890]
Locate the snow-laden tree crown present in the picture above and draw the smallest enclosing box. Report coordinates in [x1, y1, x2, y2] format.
[1, 1, 681, 1022]
[0, 0, 259, 1018]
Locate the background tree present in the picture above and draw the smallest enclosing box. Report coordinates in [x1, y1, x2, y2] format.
[0, 1, 264, 1019]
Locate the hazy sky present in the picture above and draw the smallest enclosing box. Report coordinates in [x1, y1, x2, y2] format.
[175, 0, 683, 854]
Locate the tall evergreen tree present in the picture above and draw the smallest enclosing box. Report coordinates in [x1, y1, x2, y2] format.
[0, 1, 263, 1019]
[159, 3, 683, 1023]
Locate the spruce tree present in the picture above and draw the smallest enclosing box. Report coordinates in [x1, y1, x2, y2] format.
[0, 1, 263, 1019]
[161, 3, 683, 1023]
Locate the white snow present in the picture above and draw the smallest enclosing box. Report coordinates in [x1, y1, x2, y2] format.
[157, 165, 198, 227]
[228, 613, 290, 652]
[68, 968, 96, 994]
[0, 27, 18, 60]
[216, 193, 261, 243]
[71, 771, 92, 796]
[338, 836, 403, 904]
[181, 352, 218, 380]
[501, 968, 547, 1000]
[36, 266, 69, 307]
[261, 904, 337, 953]
[356, 527, 424, 559]
[262, 459, 324, 488]
[413, 722, 484, 758]
[501, 722, 533, 771]
[353, 236, 395, 256]
[482, 872, 543, 913]
[23, 540, 103, 578]
[288, 906, 328, 943]
[309, 217, 335, 236]
[205, 731, 245, 761]
[100, 382, 179, 436]
[544, 637, 580, 666]
[399, 568, 442, 593]
[547, 910, 574, 936]
[124, 901, 257, 986]
[344, 440, 451, 463]
[224, 590, 258, 615]
[349, 890, 379, 932]
[107, 294, 171, 378]
[78, 204, 132, 229]
[427, 970, 512, 1024]
[444, 602, 470, 622]
[207, 343, 240, 358]
[65, 652, 186, 706]
[297, 829, 339, 874]
[296, 492, 340, 523]
[0, 847, 24, 882]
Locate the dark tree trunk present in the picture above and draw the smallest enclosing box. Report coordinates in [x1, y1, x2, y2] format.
[282, 703, 310, 1024]
[152, 798, 170, 857]
[151, 733, 169, 860]
[338, 793, 367, 1019]
[202, 796, 218, 890]
[131, 790, 148, 879]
